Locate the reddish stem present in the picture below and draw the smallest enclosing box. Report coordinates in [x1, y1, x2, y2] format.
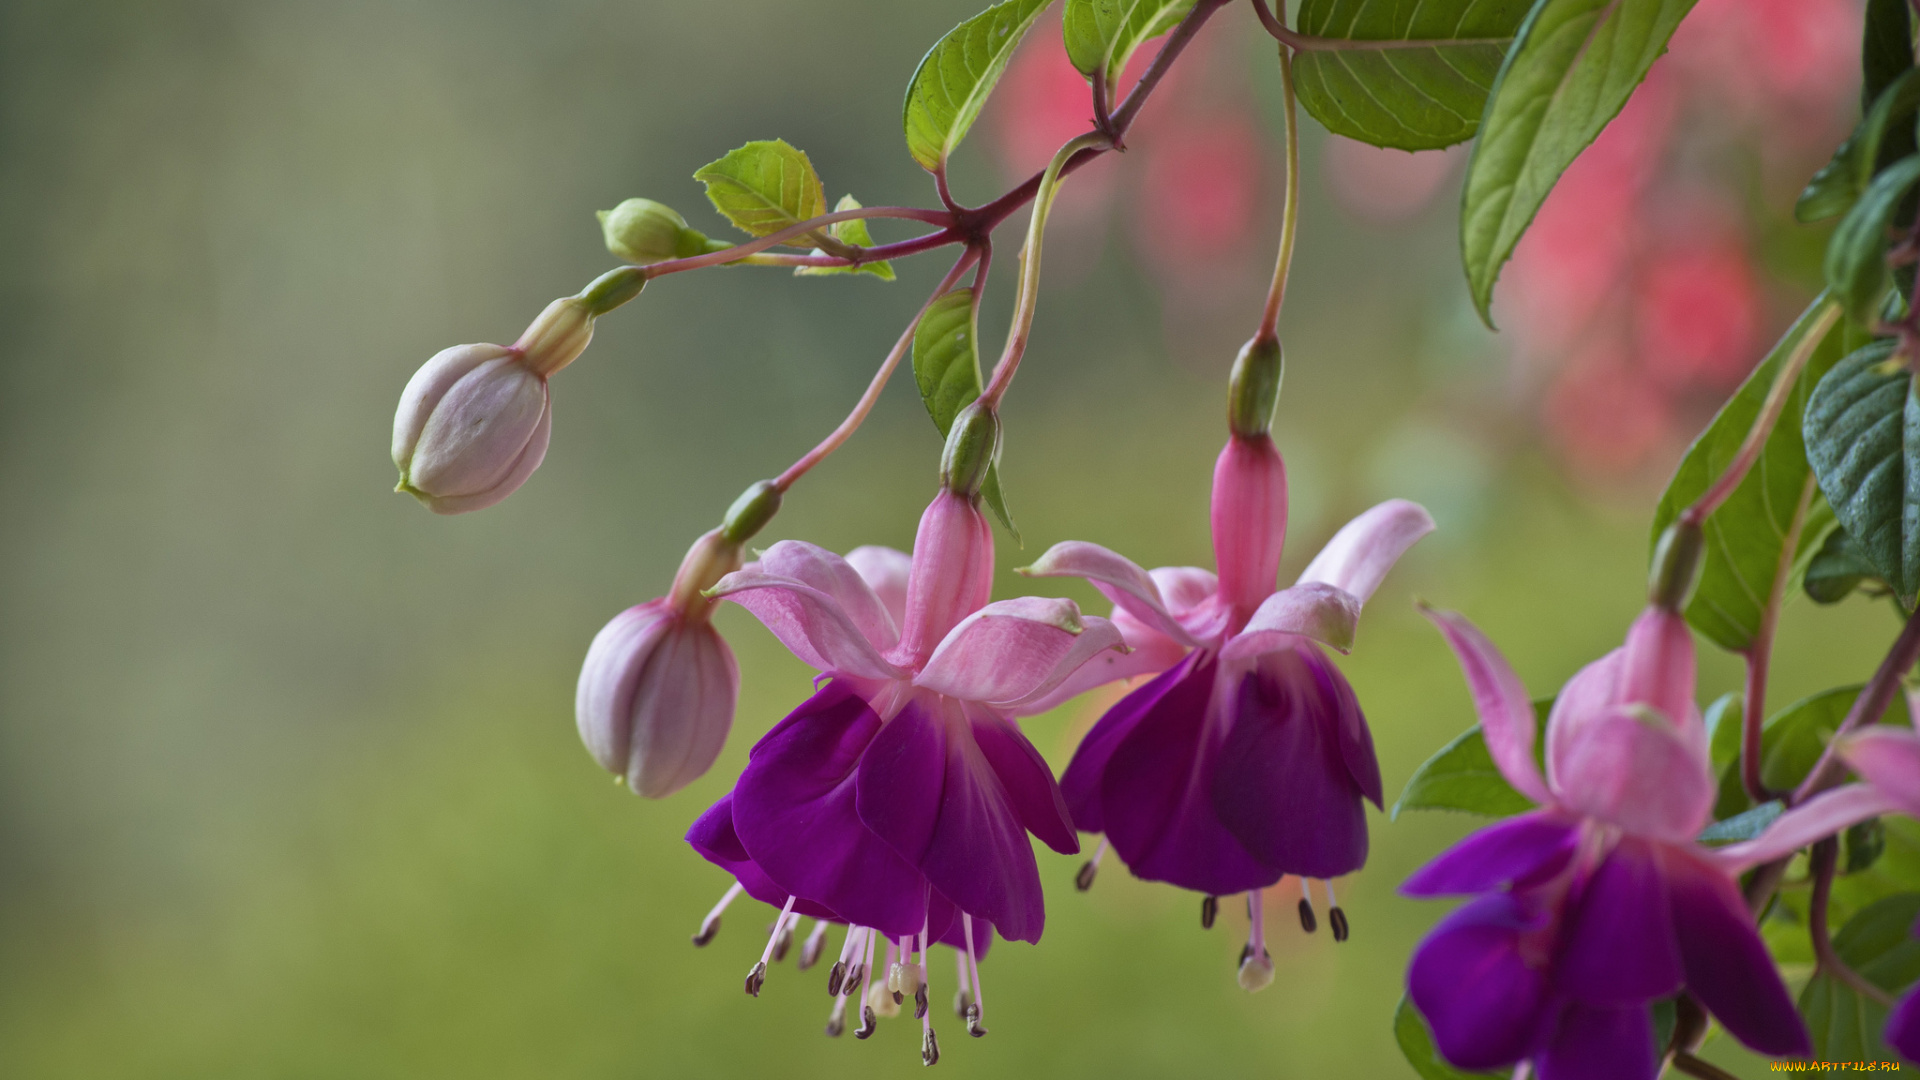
[1739, 474, 1818, 804]
[1792, 602, 1920, 805]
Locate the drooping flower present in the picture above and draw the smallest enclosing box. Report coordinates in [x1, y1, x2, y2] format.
[686, 487, 1124, 1057]
[1023, 430, 1434, 983]
[1406, 603, 1810, 1079]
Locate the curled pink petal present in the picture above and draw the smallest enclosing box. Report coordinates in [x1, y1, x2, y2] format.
[1838, 727, 1920, 816]
[1222, 582, 1362, 658]
[1008, 628, 1189, 717]
[753, 540, 899, 653]
[1021, 541, 1197, 646]
[844, 545, 912, 631]
[1715, 784, 1900, 872]
[1421, 606, 1552, 805]
[1554, 706, 1715, 842]
[914, 597, 1126, 707]
[709, 567, 904, 681]
[1211, 434, 1287, 615]
[1297, 499, 1435, 606]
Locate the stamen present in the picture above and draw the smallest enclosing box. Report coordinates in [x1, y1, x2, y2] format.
[827, 961, 846, 999]
[798, 919, 830, 970]
[871, 939, 902, 1018]
[854, 931, 880, 1037]
[693, 881, 744, 947]
[921, 1024, 941, 1066]
[855, 1005, 877, 1040]
[834, 924, 869, 997]
[1325, 880, 1349, 942]
[1201, 895, 1218, 930]
[744, 962, 767, 997]
[1238, 888, 1274, 992]
[888, 935, 917, 1005]
[953, 947, 973, 1018]
[1297, 877, 1318, 934]
[1075, 837, 1108, 891]
[914, 926, 932, 1020]
[747, 895, 797, 996]
[962, 913, 988, 1038]
[770, 919, 795, 963]
[824, 991, 849, 1037]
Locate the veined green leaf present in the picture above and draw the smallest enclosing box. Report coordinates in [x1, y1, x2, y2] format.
[1760, 684, 1912, 795]
[911, 288, 1018, 538]
[693, 140, 829, 246]
[1796, 67, 1920, 224]
[795, 195, 896, 280]
[1392, 700, 1549, 819]
[1826, 156, 1920, 326]
[1649, 295, 1849, 653]
[905, 0, 1055, 173]
[1394, 996, 1511, 1080]
[1063, 0, 1194, 93]
[1801, 893, 1920, 1061]
[1805, 339, 1920, 604]
[1291, 0, 1530, 151]
[1804, 524, 1887, 604]
[1697, 801, 1783, 846]
[1460, 0, 1698, 323]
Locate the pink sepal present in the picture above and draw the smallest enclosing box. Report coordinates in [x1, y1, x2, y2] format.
[1715, 784, 1900, 872]
[1421, 605, 1552, 805]
[913, 597, 1127, 709]
[1297, 499, 1435, 606]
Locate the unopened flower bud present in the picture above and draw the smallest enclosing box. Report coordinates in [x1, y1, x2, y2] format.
[599, 198, 698, 264]
[392, 343, 552, 515]
[515, 297, 596, 377]
[1649, 518, 1705, 612]
[939, 401, 1000, 497]
[575, 596, 739, 798]
[1227, 335, 1283, 438]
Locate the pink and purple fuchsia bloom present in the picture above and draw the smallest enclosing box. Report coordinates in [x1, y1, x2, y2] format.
[1024, 431, 1434, 984]
[1408, 603, 1811, 1080]
[685, 488, 1125, 1059]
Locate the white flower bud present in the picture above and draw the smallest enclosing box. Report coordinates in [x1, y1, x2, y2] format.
[575, 599, 739, 798]
[392, 343, 551, 515]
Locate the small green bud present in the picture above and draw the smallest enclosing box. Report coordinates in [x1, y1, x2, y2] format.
[940, 402, 1000, 497]
[720, 479, 783, 544]
[1227, 336, 1283, 438]
[1649, 519, 1706, 612]
[599, 198, 692, 264]
[576, 265, 647, 315]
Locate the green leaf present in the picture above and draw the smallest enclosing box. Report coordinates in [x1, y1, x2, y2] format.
[1649, 296, 1848, 653]
[911, 288, 1018, 538]
[1802, 893, 1920, 1060]
[1063, 0, 1195, 93]
[1460, 0, 1698, 322]
[1705, 691, 1743, 770]
[1805, 338, 1920, 604]
[1827, 155, 1920, 326]
[1805, 524, 1888, 604]
[794, 195, 897, 281]
[1393, 700, 1549, 819]
[1759, 683, 1912, 795]
[1394, 996, 1511, 1080]
[1697, 800, 1783, 846]
[1291, 0, 1531, 152]
[904, 0, 1054, 173]
[693, 140, 829, 247]
[1864, 0, 1916, 112]
[1797, 67, 1920, 224]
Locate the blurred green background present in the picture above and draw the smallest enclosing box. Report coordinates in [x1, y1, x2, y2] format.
[0, 1, 1892, 1076]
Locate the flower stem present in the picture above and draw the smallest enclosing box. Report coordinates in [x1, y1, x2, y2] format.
[1792, 601, 1920, 805]
[1255, 41, 1301, 346]
[979, 132, 1113, 409]
[1809, 837, 1895, 1006]
[1739, 473, 1819, 804]
[771, 248, 982, 493]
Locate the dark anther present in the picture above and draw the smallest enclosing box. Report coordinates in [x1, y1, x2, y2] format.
[914, 983, 930, 1020]
[1201, 895, 1219, 929]
[855, 1005, 877, 1040]
[1075, 860, 1098, 891]
[798, 931, 825, 970]
[966, 1002, 988, 1038]
[1237, 943, 1252, 966]
[953, 988, 973, 1019]
[824, 1013, 845, 1038]
[771, 923, 794, 963]
[1330, 906, 1350, 943]
[827, 960, 847, 997]
[922, 1026, 941, 1066]
[893, 989, 905, 1005]
[744, 961, 767, 997]
[844, 963, 865, 993]
[1297, 898, 1318, 934]
[692, 914, 721, 947]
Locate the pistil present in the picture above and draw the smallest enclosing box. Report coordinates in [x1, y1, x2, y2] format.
[745, 895, 797, 997]
[1238, 888, 1275, 992]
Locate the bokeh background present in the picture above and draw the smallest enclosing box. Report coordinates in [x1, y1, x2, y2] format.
[0, 0, 1892, 1076]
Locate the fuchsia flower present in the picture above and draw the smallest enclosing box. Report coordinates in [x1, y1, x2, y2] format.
[1407, 603, 1810, 1080]
[685, 489, 1125, 1054]
[1024, 431, 1433, 980]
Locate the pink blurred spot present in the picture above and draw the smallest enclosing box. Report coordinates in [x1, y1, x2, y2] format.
[1323, 138, 1462, 223]
[1133, 114, 1263, 271]
[1635, 238, 1760, 391]
[1545, 348, 1677, 476]
[1671, 0, 1858, 129]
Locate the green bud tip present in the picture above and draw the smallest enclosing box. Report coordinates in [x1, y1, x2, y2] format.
[1227, 336, 1283, 438]
[1649, 519, 1705, 612]
[721, 480, 783, 545]
[599, 198, 689, 264]
[940, 402, 1001, 498]
[576, 266, 647, 316]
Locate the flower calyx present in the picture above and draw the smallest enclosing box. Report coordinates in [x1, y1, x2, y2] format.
[1227, 334, 1283, 439]
[939, 400, 1001, 498]
[1648, 518, 1705, 613]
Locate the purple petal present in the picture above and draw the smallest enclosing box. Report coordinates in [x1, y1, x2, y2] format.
[1422, 606, 1552, 805]
[1210, 646, 1375, 879]
[1554, 838, 1682, 1004]
[854, 696, 1048, 943]
[1888, 985, 1920, 1064]
[1296, 499, 1435, 606]
[844, 545, 912, 632]
[686, 793, 840, 920]
[1536, 1003, 1655, 1080]
[971, 711, 1079, 854]
[1021, 541, 1198, 646]
[1407, 892, 1555, 1072]
[1098, 654, 1283, 894]
[710, 560, 905, 682]
[913, 597, 1126, 708]
[1841, 726, 1920, 817]
[1221, 582, 1361, 658]
[1663, 844, 1811, 1057]
[931, 909, 994, 960]
[730, 681, 930, 936]
[1058, 653, 1201, 834]
[1714, 783, 1899, 872]
[1552, 706, 1716, 842]
[1401, 812, 1580, 897]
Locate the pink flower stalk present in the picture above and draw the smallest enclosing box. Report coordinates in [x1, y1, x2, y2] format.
[1023, 431, 1433, 981]
[576, 529, 742, 798]
[685, 489, 1124, 1052]
[1407, 603, 1810, 1079]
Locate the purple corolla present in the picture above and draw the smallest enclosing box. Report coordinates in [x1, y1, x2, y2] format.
[1023, 431, 1433, 985]
[685, 488, 1124, 1056]
[1406, 603, 1811, 1079]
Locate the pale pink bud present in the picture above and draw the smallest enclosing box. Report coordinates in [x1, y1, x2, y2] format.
[1210, 433, 1287, 618]
[576, 599, 739, 798]
[392, 343, 552, 515]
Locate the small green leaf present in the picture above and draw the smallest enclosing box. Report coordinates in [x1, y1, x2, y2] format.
[1759, 684, 1913, 794]
[1393, 700, 1549, 819]
[1805, 524, 1888, 604]
[1649, 295, 1849, 653]
[1827, 156, 1920, 326]
[1291, 0, 1531, 151]
[911, 288, 1018, 538]
[795, 195, 897, 281]
[1797, 67, 1920, 224]
[693, 140, 829, 246]
[1460, 0, 1699, 322]
[1847, 817, 1890, 875]
[1802, 893, 1920, 1060]
[1394, 996, 1511, 1080]
[904, 0, 1055, 173]
[1805, 338, 1920, 604]
[1063, 0, 1195, 93]
[1705, 691, 1743, 770]
[1697, 801, 1783, 846]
